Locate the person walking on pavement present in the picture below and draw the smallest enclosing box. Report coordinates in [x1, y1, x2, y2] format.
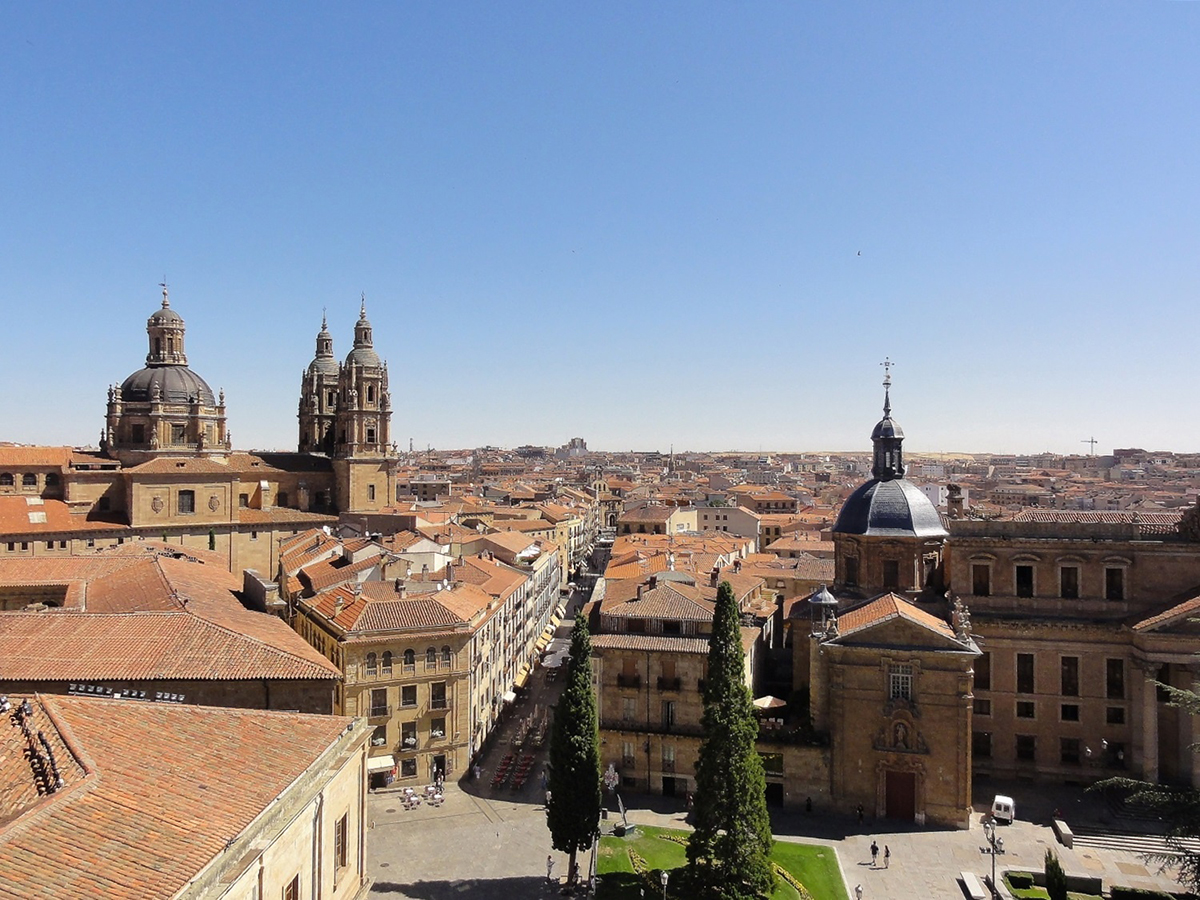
[855, 884, 863, 900]
[884, 845, 890, 868]
[546, 855, 554, 884]
[870, 840, 878, 867]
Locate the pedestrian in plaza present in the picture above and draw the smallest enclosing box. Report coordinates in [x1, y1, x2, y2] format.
[856, 803, 864, 826]
[547, 855, 554, 884]
[870, 840, 878, 867]
[884, 845, 890, 868]
[854, 884, 863, 900]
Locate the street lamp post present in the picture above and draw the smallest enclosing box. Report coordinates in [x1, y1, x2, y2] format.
[660, 869, 669, 900]
[982, 818, 1004, 899]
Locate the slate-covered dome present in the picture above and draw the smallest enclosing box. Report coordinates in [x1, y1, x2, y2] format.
[308, 315, 339, 376]
[120, 366, 217, 405]
[833, 478, 947, 538]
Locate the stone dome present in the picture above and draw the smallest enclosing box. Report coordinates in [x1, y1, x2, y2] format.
[120, 366, 216, 405]
[148, 305, 183, 324]
[833, 478, 947, 538]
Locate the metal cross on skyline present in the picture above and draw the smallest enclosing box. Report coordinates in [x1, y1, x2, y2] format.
[880, 356, 894, 387]
[159, 279, 169, 306]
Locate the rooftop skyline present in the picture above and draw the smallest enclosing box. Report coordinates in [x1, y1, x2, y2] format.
[3, 4, 1197, 455]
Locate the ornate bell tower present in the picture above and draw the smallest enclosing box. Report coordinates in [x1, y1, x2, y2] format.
[298, 313, 339, 454]
[330, 297, 395, 512]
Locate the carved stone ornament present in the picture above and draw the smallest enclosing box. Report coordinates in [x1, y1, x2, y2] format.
[873, 719, 930, 755]
[151, 496, 164, 514]
[208, 494, 220, 511]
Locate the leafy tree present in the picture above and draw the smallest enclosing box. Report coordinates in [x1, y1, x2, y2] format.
[1044, 849, 1067, 900]
[547, 615, 602, 886]
[686, 581, 776, 899]
[1096, 680, 1200, 892]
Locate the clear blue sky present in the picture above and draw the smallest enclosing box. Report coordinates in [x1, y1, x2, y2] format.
[2, 3, 1197, 455]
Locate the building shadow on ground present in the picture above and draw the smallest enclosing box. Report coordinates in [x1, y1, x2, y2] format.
[373, 875, 558, 898]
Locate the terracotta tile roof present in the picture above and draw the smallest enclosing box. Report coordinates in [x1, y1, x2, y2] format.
[0, 497, 126, 537]
[124, 457, 237, 475]
[0, 694, 355, 900]
[603, 580, 715, 622]
[304, 582, 491, 635]
[618, 506, 675, 524]
[0, 609, 340, 681]
[280, 529, 340, 574]
[238, 507, 338, 525]
[1132, 588, 1200, 632]
[0, 446, 72, 468]
[591, 633, 710, 654]
[299, 554, 382, 594]
[1007, 509, 1185, 526]
[833, 593, 958, 641]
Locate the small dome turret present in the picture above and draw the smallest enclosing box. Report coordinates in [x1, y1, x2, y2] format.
[344, 295, 381, 367]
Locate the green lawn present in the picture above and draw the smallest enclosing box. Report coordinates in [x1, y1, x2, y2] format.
[596, 826, 848, 900]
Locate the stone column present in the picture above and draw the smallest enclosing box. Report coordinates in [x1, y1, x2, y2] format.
[1137, 660, 1161, 784]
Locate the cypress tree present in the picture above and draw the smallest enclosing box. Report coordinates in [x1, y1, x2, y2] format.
[1044, 849, 1067, 900]
[686, 581, 775, 900]
[547, 615, 602, 886]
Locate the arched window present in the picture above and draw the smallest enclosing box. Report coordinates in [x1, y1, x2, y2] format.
[381, 650, 393, 674]
[44, 473, 60, 487]
[365, 652, 378, 676]
[0, 474, 12, 486]
[367, 385, 375, 403]
[426, 647, 437, 669]
[22, 474, 37, 487]
[441, 645, 452, 667]
[403, 649, 415, 671]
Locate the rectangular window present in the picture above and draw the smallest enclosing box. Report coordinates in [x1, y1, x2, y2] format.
[1016, 653, 1035, 694]
[367, 428, 376, 444]
[627, 618, 647, 634]
[661, 700, 676, 728]
[370, 688, 388, 718]
[283, 875, 300, 900]
[662, 744, 676, 771]
[371, 724, 387, 746]
[171, 423, 186, 444]
[178, 490, 195, 515]
[1015, 564, 1034, 598]
[882, 559, 900, 590]
[430, 717, 446, 739]
[277, 492, 288, 508]
[888, 664, 913, 700]
[400, 757, 417, 777]
[1106, 706, 1126, 725]
[661, 620, 681, 635]
[1107, 659, 1125, 699]
[335, 813, 348, 869]
[1061, 656, 1079, 697]
[1061, 703, 1080, 722]
[131, 424, 145, 444]
[430, 682, 447, 709]
[1105, 567, 1125, 601]
[1061, 738, 1081, 765]
[622, 740, 635, 766]
[622, 697, 636, 722]
[368, 484, 376, 501]
[239, 493, 249, 508]
[1016, 700, 1036, 719]
[845, 557, 859, 586]
[401, 685, 417, 707]
[1016, 734, 1036, 761]
[973, 698, 991, 716]
[972, 564, 991, 597]
[975, 652, 991, 691]
[1060, 566, 1080, 599]
[972, 731, 992, 758]
[401, 721, 417, 748]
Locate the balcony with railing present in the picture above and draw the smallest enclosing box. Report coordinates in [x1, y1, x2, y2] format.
[657, 677, 682, 692]
[616, 674, 641, 689]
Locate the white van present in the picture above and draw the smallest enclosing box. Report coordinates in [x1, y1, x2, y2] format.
[991, 794, 1015, 824]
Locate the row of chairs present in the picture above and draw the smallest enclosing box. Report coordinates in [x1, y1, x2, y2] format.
[511, 753, 537, 790]
[491, 753, 516, 788]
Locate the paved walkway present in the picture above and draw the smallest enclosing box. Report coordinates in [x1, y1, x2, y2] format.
[368, 776, 1187, 899]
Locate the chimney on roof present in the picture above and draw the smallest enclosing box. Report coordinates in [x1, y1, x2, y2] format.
[352, 582, 362, 597]
[710, 566, 719, 588]
[334, 596, 344, 617]
[636, 583, 645, 602]
[947, 483, 964, 519]
[648, 574, 657, 590]
[421, 564, 429, 579]
[446, 560, 454, 584]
